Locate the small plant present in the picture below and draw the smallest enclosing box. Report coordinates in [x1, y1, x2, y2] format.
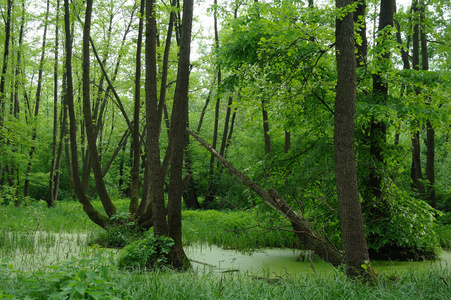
[117, 235, 174, 270]
[0, 250, 127, 299]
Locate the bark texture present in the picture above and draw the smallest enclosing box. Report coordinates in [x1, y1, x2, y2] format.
[335, 0, 373, 278]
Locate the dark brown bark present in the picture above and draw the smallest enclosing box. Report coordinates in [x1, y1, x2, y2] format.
[167, 0, 194, 269]
[129, 0, 145, 215]
[82, 0, 117, 217]
[145, 0, 168, 236]
[12, 0, 25, 119]
[410, 0, 424, 197]
[48, 0, 61, 206]
[284, 131, 291, 153]
[219, 96, 233, 158]
[366, 0, 395, 202]
[335, 0, 373, 278]
[196, 87, 212, 133]
[262, 99, 271, 156]
[0, 0, 12, 124]
[420, 2, 435, 207]
[204, 0, 221, 207]
[64, 0, 108, 227]
[188, 127, 343, 266]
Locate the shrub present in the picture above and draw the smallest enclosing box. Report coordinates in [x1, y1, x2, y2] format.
[116, 235, 174, 270]
[90, 213, 145, 248]
[365, 185, 441, 260]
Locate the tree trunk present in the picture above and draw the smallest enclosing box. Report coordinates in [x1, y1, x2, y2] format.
[335, 0, 373, 278]
[219, 96, 233, 158]
[410, 0, 424, 197]
[188, 128, 343, 266]
[145, 0, 168, 236]
[0, 0, 12, 125]
[365, 0, 395, 203]
[48, 0, 61, 206]
[262, 99, 271, 157]
[129, 0, 145, 215]
[204, 0, 222, 207]
[64, 0, 108, 227]
[24, 0, 51, 198]
[420, 2, 435, 207]
[82, 0, 117, 217]
[167, 0, 194, 269]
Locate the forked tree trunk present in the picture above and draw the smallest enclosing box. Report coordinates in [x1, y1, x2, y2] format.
[64, 0, 108, 227]
[145, 0, 168, 236]
[82, 0, 117, 217]
[167, 0, 194, 269]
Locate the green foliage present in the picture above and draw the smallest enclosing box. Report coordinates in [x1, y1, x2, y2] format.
[0, 250, 125, 299]
[364, 185, 441, 260]
[116, 235, 174, 270]
[2, 255, 451, 299]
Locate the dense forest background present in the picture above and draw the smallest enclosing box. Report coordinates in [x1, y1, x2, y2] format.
[0, 0, 450, 271]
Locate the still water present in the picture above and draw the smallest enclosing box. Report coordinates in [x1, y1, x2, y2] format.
[185, 244, 451, 277]
[1, 232, 449, 276]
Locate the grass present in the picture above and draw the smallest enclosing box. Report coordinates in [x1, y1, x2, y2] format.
[1, 200, 451, 299]
[1, 251, 450, 299]
[182, 209, 300, 251]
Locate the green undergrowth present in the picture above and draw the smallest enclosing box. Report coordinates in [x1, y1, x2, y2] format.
[0, 200, 100, 233]
[1, 250, 450, 300]
[182, 209, 300, 251]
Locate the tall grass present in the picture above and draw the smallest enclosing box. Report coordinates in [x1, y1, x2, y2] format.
[1, 252, 450, 299]
[182, 210, 299, 251]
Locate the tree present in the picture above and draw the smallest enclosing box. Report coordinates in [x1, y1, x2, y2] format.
[334, 0, 373, 278]
[167, 0, 194, 268]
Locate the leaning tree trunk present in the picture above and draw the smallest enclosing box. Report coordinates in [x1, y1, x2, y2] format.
[187, 128, 343, 267]
[82, 0, 116, 217]
[64, 0, 108, 227]
[335, 0, 374, 279]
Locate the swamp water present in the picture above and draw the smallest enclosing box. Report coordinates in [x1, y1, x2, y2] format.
[1, 232, 449, 276]
[186, 244, 451, 278]
[0, 231, 96, 271]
